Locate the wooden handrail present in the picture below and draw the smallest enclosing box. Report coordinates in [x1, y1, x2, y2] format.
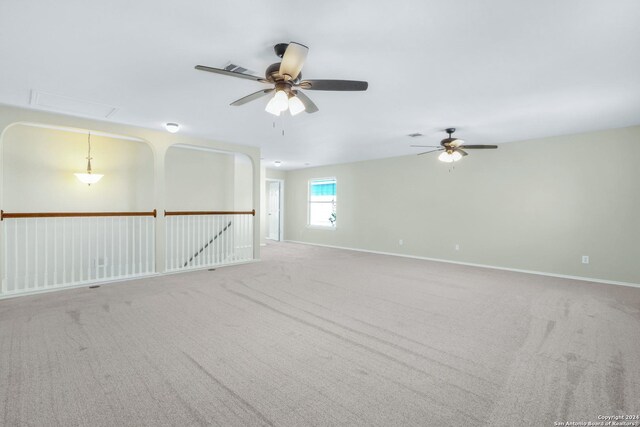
[1, 209, 157, 221]
[164, 209, 255, 216]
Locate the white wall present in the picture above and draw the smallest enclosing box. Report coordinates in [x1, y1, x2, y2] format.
[233, 154, 253, 211]
[165, 147, 235, 211]
[283, 125, 640, 285]
[0, 104, 261, 277]
[3, 124, 153, 212]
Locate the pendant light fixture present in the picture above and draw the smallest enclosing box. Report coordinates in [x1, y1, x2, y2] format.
[74, 132, 104, 185]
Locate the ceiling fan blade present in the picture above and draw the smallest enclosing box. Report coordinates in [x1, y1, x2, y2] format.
[298, 80, 368, 91]
[456, 149, 469, 156]
[460, 145, 498, 149]
[195, 65, 265, 82]
[279, 42, 308, 81]
[418, 149, 443, 156]
[293, 91, 319, 114]
[410, 145, 441, 148]
[450, 138, 465, 147]
[230, 89, 274, 106]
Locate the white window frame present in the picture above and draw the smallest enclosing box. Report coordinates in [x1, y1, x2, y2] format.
[307, 177, 336, 230]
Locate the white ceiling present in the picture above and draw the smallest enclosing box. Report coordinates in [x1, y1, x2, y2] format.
[1, 0, 639, 170]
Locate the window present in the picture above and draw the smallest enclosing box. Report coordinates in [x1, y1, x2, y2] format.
[308, 178, 336, 228]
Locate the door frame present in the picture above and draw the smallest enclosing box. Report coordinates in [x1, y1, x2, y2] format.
[265, 178, 284, 241]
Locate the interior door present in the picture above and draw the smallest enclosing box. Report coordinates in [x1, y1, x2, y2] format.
[268, 181, 280, 241]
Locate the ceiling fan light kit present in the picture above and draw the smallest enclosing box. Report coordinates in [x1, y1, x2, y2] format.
[196, 41, 368, 116]
[438, 151, 462, 163]
[412, 128, 498, 162]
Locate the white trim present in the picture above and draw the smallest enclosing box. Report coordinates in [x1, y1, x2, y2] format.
[0, 272, 159, 300]
[12, 121, 145, 142]
[305, 225, 336, 231]
[307, 177, 336, 228]
[285, 240, 640, 289]
[265, 178, 285, 241]
[162, 259, 259, 276]
[0, 259, 260, 300]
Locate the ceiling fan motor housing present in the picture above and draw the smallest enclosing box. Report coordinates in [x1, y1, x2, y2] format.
[265, 62, 301, 86]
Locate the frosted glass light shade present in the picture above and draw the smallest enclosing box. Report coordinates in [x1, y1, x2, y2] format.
[75, 173, 104, 185]
[438, 152, 454, 163]
[451, 151, 463, 161]
[273, 90, 289, 111]
[288, 95, 305, 116]
[265, 96, 282, 116]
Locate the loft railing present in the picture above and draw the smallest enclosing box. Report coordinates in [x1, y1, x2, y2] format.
[183, 220, 232, 267]
[1, 210, 157, 296]
[164, 210, 254, 272]
[1, 210, 157, 220]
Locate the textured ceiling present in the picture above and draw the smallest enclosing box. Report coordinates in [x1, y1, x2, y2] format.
[1, 0, 639, 169]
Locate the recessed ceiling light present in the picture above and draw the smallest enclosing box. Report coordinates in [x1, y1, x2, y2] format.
[274, 161, 282, 167]
[165, 123, 180, 133]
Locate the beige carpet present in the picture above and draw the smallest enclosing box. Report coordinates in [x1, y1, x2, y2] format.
[1, 242, 639, 426]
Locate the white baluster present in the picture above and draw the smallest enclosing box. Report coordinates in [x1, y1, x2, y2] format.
[14, 221, 18, 292]
[138, 217, 142, 274]
[150, 218, 155, 273]
[181, 216, 185, 269]
[111, 217, 115, 278]
[166, 217, 171, 271]
[53, 219, 58, 286]
[145, 217, 149, 273]
[43, 219, 48, 287]
[2, 221, 6, 294]
[24, 219, 29, 289]
[102, 218, 106, 279]
[93, 218, 98, 280]
[34, 219, 40, 288]
[125, 216, 129, 275]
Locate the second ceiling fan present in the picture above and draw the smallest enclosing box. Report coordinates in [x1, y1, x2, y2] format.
[411, 128, 498, 162]
[195, 42, 368, 116]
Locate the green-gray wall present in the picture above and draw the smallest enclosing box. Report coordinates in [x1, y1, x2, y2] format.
[283, 125, 640, 285]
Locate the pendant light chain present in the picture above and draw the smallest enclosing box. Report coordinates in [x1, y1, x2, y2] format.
[86, 132, 93, 174]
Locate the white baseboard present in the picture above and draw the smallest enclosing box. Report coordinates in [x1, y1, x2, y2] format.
[0, 272, 161, 300]
[285, 240, 640, 289]
[0, 259, 261, 300]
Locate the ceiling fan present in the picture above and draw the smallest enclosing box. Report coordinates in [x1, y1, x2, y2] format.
[195, 42, 368, 116]
[411, 128, 498, 162]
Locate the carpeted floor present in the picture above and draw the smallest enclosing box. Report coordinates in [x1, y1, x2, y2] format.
[1, 242, 639, 426]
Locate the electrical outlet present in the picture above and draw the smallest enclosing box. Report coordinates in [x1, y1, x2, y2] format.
[399, 239, 404, 246]
[455, 244, 460, 251]
[581, 255, 589, 264]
